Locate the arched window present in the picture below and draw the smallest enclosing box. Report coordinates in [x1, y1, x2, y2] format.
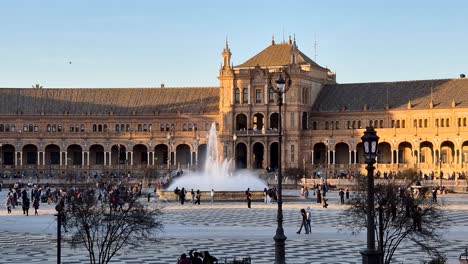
[58, 124, 62, 132]
[188, 123, 193, 131]
[143, 124, 147, 131]
[441, 119, 445, 127]
[347, 121, 351, 129]
[424, 119, 428, 128]
[93, 124, 97, 132]
[269, 88, 275, 103]
[216, 123, 220, 131]
[205, 123, 210, 131]
[234, 88, 240, 104]
[98, 124, 103, 132]
[11, 124, 15, 132]
[29, 124, 33, 132]
[352, 121, 356, 129]
[464, 118, 467, 127]
[374, 120, 378, 128]
[325, 121, 329, 130]
[80, 124, 85, 132]
[446, 118, 450, 127]
[34, 124, 39, 132]
[5, 124, 10, 132]
[138, 124, 142, 132]
[47, 124, 51, 132]
[358, 120, 362, 129]
[103, 124, 108, 132]
[115, 124, 120, 132]
[182, 123, 187, 131]
[312, 122, 317, 130]
[402, 120, 405, 128]
[126, 124, 130, 131]
[242, 88, 248, 104]
[335, 121, 339, 130]
[0, 124, 3, 132]
[193, 123, 198, 131]
[52, 124, 56, 132]
[23, 125, 28, 132]
[160, 124, 165, 131]
[369, 120, 373, 127]
[380, 120, 383, 128]
[148, 124, 152, 131]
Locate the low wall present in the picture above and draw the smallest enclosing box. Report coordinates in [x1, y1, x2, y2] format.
[157, 190, 265, 201]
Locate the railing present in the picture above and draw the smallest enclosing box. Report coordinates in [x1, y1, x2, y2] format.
[235, 129, 279, 135]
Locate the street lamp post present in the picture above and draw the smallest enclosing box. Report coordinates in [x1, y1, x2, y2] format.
[269, 72, 291, 264]
[167, 133, 173, 176]
[360, 126, 381, 264]
[439, 157, 443, 187]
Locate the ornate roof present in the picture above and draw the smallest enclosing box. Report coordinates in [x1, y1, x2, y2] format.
[0, 87, 219, 115]
[235, 43, 325, 69]
[314, 78, 468, 112]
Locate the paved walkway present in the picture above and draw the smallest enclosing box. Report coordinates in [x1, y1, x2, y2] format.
[0, 191, 467, 263]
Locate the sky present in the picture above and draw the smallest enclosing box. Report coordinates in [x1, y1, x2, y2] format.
[0, 0, 467, 88]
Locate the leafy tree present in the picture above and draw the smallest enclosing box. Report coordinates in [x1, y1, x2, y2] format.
[32, 83, 43, 89]
[342, 177, 447, 264]
[65, 188, 163, 264]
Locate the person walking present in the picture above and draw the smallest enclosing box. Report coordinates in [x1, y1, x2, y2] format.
[5, 196, 12, 214]
[190, 189, 195, 204]
[195, 190, 201, 205]
[316, 189, 322, 204]
[245, 188, 252, 208]
[306, 207, 312, 233]
[210, 189, 215, 205]
[22, 196, 30, 216]
[345, 187, 350, 200]
[296, 208, 309, 234]
[339, 189, 345, 205]
[263, 188, 268, 204]
[33, 198, 39, 215]
[180, 187, 186, 205]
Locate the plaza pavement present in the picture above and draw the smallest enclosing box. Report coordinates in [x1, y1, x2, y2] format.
[0, 190, 467, 264]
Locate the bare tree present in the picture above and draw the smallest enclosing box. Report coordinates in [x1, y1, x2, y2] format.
[65, 189, 163, 264]
[342, 177, 447, 264]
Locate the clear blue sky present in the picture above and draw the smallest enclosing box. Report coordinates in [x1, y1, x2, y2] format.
[1, 0, 467, 88]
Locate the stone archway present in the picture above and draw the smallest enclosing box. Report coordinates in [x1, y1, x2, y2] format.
[133, 144, 148, 166]
[22, 144, 38, 165]
[198, 144, 207, 168]
[89, 144, 104, 165]
[420, 141, 434, 163]
[45, 144, 61, 165]
[313, 143, 326, 164]
[252, 142, 264, 169]
[67, 144, 83, 165]
[1, 144, 15, 165]
[270, 142, 279, 171]
[440, 141, 455, 164]
[176, 144, 191, 168]
[236, 114, 247, 130]
[462, 141, 468, 163]
[335, 142, 349, 164]
[253, 113, 264, 130]
[398, 142, 413, 164]
[110, 144, 126, 165]
[235, 143, 247, 169]
[154, 144, 168, 166]
[378, 142, 392, 164]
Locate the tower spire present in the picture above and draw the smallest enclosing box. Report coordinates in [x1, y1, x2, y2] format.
[222, 37, 232, 70]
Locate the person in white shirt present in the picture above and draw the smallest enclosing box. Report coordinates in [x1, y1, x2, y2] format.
[210, 189, 215, 204]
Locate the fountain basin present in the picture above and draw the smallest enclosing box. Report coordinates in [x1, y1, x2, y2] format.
[157, 190, 265, 201]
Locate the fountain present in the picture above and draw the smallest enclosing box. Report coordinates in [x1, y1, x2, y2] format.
[167, 123, 267, 191]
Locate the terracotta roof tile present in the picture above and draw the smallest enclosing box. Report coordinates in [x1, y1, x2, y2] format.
[0, 87, 219, 115]
[314, 78, 468, 112]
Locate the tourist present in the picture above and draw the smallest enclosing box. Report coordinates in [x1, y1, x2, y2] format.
[263, 188, 268, 204]
[210, 189, 215, 204]
[5, 196, 12, 214]
[33, 198, 39, 215]
[296, 208, 309, 234]
[22, 196, 30, 216]
[322, 197, 328, 208]
[339, 189, 345, 205]
[190, 189, 195, 204]
[306, 207, 312, 233]
[177, 253, 191, 264]
[195, 190, 201, 205]
[316, 189, 322, 204]
[174, 187, 180, 202]
[345, 187, 350, 200]
[245, 188, 251, 208]
[304, 187, 309, 199]
[180, 187, 186, 205]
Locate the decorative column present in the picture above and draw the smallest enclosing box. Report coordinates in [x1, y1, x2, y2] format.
[129, 151, 133, 166]
[86, 151, 90, 166]
[82, 152, 85, 166]
[42, 151, 46, 166]
[354, 150, 357, 164]
[37, 151, 41, 165]
[332, 150, 336, 164]
[59, 151, 63, 166]
[64, 152, 68, 166]
[108, 151, 112, 166]
[19, 151, 23, 166]
[311, 150, 314, 165]
[349, 150, 352, 164]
